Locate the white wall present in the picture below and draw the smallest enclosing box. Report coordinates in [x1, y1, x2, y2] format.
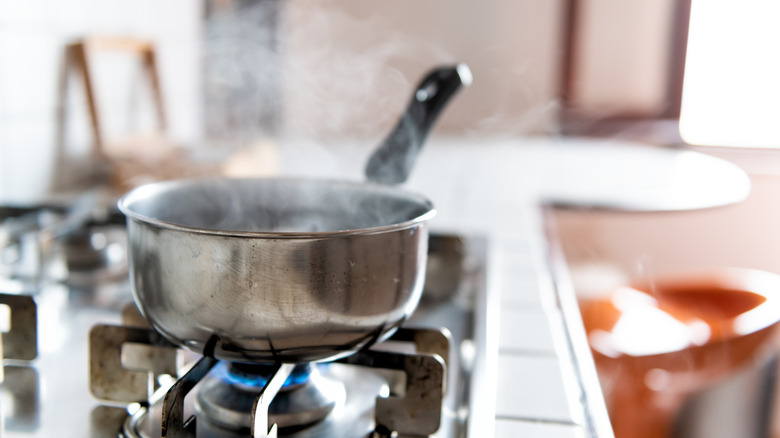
[279, 0, 565, 142]
[0, 0, 202, 202]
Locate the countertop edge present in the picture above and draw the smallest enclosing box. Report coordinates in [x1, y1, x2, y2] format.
[538, 204, 615, 438]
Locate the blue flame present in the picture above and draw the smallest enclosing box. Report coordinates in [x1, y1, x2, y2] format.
[214, 362, 318, 389]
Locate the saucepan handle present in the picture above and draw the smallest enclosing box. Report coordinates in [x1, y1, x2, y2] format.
[365, 64, 472, 185]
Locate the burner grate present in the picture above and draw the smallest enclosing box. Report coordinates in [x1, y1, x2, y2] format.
[0, 293, 39, 431]
[89, 322, 449, 438]
[0, 294, 37, 362]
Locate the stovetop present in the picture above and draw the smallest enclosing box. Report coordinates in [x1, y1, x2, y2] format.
[0, 233, 491, 438]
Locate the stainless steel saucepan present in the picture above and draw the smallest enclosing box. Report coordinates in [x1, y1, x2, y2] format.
[118, 65, 471, 364]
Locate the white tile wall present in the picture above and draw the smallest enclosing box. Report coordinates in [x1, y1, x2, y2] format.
[495, 355, 581, 423]
[497, 239, 546, 308]
[499, 307, 557, 355]
[501, 271, 544, 307]
[492, 206, 596, 434]
[0, 0, 202, 201]
[495, 418, 587, 438]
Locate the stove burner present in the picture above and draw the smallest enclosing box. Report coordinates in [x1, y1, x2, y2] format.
[220, 362, 314, 389]
[125, 362, 385, 438]
[89, 324, 449, 438]
[195, 362, 345, 431]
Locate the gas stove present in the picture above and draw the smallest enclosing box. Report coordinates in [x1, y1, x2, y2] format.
[0, 230, 491, 438]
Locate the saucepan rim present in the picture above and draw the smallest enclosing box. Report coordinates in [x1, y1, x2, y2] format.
[118, 176, 437, 239]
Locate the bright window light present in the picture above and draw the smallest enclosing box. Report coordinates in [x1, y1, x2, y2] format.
[680, 0, 780, 148]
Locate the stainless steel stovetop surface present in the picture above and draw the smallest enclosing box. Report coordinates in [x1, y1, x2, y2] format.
[0, 233, 491, 438]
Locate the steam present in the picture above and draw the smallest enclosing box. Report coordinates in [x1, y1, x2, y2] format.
[203, 1, 284, 141]
[278, 7, 454, 142]
[203, 1, 455, 146]
[126, 178, 431, 233]
[203, 0, 562, 148]
[197, 1, 560, 228]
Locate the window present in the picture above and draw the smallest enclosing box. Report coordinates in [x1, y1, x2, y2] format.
[680, 0, 780, 148]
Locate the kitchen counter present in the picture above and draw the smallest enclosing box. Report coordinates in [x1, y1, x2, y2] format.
[269, 135, 750, 437]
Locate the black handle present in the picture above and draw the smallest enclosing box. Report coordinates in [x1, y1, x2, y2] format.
[365, 64, 472, 185]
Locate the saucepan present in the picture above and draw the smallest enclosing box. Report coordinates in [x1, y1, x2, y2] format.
[118, 64, 471, 364]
